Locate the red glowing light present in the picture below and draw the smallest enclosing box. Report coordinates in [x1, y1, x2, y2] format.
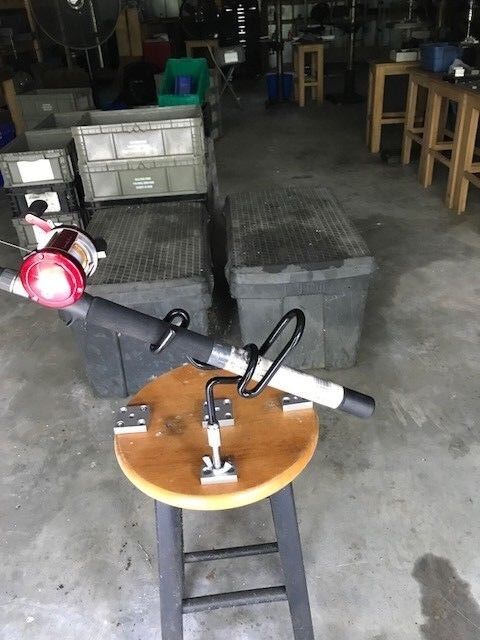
[19, 249, 86, 308]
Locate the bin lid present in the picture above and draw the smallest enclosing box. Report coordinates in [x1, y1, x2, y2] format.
[85, 202, 212, 299]
[226, 187, 374, 294]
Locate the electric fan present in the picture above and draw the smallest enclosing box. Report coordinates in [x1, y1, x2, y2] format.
[29, 0, 121, 68]
[179, 0, 219, 40]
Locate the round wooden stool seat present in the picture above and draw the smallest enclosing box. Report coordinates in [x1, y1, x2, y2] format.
[115, 364, 319, 511]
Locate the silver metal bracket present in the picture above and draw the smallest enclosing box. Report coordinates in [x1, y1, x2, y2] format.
[282, 395, 313, 412]
[202, 398, 234, 427]
[113, 404, 150, 435]
[200, 456, 238, 485]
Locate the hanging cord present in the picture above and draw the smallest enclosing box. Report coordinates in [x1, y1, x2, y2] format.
[0, 238, 30, 253]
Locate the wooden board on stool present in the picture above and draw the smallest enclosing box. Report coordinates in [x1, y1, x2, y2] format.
[115, 365, 319, 511]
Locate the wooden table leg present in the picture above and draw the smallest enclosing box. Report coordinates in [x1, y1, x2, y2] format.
[2, 78, 24, 135]
[437, 97, 449, 144]
[369, 67, 384, 153]
[24, 0, 42, 62]
[366, 65, 374, 147]
[419, 90, 442, 187]
[446, 95, 468, 209]
[310, 52, 317, 101]
[293, 49, 299, 102]
[115, 9, 130, 58]
[298, 49, 305, 107]
[401, 76, 419, 165]
[126, 7, 143, 57]
[453, 102, 479, 214]
[316, 47, 324, 104]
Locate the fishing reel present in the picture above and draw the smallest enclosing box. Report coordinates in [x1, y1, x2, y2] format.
[17, 200, 106, 309]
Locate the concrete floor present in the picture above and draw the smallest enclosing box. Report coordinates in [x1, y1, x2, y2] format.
[2, 86, 480, 640]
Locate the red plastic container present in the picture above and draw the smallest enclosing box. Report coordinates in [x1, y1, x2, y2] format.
[143, 40, 172, 72]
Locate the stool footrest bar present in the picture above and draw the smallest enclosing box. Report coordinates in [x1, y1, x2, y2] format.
[183, 586, 287, 613]
[184, 543, 278, 563]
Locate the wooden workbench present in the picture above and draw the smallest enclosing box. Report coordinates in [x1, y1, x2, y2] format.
[402, 68, 480, 213]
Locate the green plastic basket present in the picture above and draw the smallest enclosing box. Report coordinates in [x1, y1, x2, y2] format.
[158, 58, 210, 106]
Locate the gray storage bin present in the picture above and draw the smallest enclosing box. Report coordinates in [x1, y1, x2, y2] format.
[69, 202, 212, 397]
[78, 156, 208, 201]
[72, 105, 204, 163]
[6, 180, 84, 218]
[0, 130, 76, 187]
[205, 70, 222, 140]
[33, 110, 90, 131]
[18, 88, 94, 129]
[225, 187, 375, 370]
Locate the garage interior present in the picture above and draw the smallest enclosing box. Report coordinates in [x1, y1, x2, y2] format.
[1, 2, 480, 640]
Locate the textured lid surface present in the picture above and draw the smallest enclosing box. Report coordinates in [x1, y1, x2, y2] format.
[86, 202, 209, 286]
[227, 187, 370, 269]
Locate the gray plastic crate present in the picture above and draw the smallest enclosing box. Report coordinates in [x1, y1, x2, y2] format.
[0, 130, 76, 187]
[18, 88, 94, 129]
[33, 110, 90, 131]
[72, 105, 204, 163]
[69, 202, 212, 397]
[225, 187, 375, 370]
[78, 156, 208, 201]
[205, 70, 222, 140]
[12, 211, 87, 252]
[6, 180, 83, 218]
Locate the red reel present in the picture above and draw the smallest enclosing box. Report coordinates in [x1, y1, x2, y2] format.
[19, 225, 101, 309]
[20, 248, 86, 308]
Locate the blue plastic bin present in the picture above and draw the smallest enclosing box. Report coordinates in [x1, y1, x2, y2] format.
[266, 72, 294, 101]
[175, 75, 194, 95]
[158, 58, 209, 106]
[420, 43, 460, 73]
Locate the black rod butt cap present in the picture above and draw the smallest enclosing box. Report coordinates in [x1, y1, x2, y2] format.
[339, 388, 375, 418]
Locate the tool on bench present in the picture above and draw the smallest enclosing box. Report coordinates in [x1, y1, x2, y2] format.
[0, 205, 375, 484]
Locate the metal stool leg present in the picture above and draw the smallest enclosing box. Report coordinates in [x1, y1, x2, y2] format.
[155, 501, 184, 640]
[270, 484, 314, 640]
[219, 65, 241, 108]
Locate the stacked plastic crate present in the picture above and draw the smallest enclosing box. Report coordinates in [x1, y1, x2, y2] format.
[70, 106, 215, 212]
[0, 128, 87, 251]
[17, 87, 95, 129]
[68, 104, 219, 396]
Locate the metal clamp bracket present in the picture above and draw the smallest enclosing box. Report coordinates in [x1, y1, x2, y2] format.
[114, 404, 150, 434]
[202, 398, 234, 427]
[281, 395, 313, 412]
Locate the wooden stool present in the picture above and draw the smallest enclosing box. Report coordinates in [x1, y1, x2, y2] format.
[401, 70, 429, 165]
[366, 60, 420, 153]
[402, 70, 468, 209]
[293, 43, 324, 107]
[115, 365, 319, 640]
[185, 39, 219, 63]
[453, 91, 480, 214]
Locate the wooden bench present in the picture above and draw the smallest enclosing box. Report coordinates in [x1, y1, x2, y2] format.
[402, 70, 469, 209]
[453, 90, 480, 214]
